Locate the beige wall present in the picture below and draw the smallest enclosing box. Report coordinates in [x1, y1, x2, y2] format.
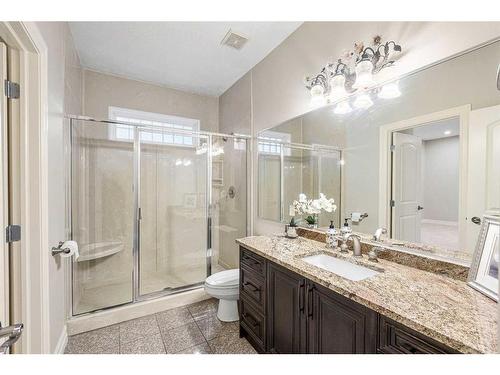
[35, 21, 83, 353]
[83, 70, 219, 132]
[218, 21, 500, 236]
[422, 136, 460, 222]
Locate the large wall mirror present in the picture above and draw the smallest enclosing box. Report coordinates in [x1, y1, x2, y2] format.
[258, 40, 500, 265]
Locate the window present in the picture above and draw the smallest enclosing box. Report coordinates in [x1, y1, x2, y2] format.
[108, 106, 200, 147]
[258, 130, 292, 155]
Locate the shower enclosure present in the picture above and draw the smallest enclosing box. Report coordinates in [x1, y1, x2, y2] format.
[68, 118, 249, 315]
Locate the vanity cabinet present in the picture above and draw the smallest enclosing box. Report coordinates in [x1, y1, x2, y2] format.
[306, 281, 377, 353]
[239, 246, 459, 354]
[377, 316, 459, 354]
[266, 262, 307, 353]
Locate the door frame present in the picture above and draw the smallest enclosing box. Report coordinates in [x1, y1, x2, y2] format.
[378, 105, 470, 247]
[0, 22, 51, 353]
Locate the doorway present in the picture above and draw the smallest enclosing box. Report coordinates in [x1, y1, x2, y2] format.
[391, 118, 460, 250]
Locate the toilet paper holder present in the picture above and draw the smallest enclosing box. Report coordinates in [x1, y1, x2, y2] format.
[51, 241, 72, 256]
[350, 212, 368, 222]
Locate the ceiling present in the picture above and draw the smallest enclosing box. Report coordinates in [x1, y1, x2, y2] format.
[402, 118, 460, 140]
[69, 22, 302, 97]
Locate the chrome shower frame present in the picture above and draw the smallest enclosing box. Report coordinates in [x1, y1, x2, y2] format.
[66, 116, 251, 316]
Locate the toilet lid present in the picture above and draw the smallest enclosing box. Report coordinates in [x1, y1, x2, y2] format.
[205, 269, 239, 287]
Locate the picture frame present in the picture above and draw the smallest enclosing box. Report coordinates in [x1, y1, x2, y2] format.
[467, 212, 499, 301]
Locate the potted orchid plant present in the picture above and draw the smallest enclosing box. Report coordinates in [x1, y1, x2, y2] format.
[290, 193, 337, 228]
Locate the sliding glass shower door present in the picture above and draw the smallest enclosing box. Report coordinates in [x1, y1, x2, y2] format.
[71, 119, 135, 315]
[138, 128, 209, 297]
[70, 118, 248, 314]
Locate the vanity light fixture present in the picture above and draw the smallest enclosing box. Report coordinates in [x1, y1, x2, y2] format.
[378, 80, 401, 99]
[328, 73, 348, 101]
[310, 79, 328, 107]
[353, 92, 374, 109]
[304, 35, 402, 109]
[352, 58, 374, 89]
[333, 100, 352, 115]
[377, 64, 401, 99]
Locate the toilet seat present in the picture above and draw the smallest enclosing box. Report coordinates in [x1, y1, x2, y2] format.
[205, 269, 239, 288]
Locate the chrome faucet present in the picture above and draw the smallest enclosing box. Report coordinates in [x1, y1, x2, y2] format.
[347, 234, 362, 257]
[373, 227, 387, 242]
[368, 246, 386, 262]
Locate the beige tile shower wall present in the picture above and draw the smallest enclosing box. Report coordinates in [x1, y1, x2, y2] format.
[218, 73, 253, 268]
[219, 22, 500, 237]
[215, 141, 248, 269]
[140, 144, 208, 293]
[72, 138, 135, 313]
[82, 70, 219, 132]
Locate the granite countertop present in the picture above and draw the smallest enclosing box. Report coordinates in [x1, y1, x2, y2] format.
[236, 235, 498, 354]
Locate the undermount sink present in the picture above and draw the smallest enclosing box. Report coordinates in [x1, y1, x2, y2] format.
[301, 254, 380, 281]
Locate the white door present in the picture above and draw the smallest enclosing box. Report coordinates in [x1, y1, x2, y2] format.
[0, 42, 9, 331]
[391, 132, 423, 243]
[467, 105, 500, 252]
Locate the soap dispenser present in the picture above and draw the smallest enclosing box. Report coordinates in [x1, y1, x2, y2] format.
[326, 220, 338, 249]
[340, 218, 352, 235]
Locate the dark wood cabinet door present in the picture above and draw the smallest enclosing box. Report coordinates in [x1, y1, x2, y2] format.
[266, 263, 306, 354]
[307, 282, 377, 354]
[377, 316, 458, 354]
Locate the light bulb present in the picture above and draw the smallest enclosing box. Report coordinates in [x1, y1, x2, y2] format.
[310, 84, 326, 107]
[353, 92, 373, 109]
[378, 81, 401, 99]
[333, 100, 352, 115]
[328, 74, 347, 101]
[353, 59, 374, 89]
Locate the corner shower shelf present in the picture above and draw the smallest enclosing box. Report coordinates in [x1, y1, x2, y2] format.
[77, 241, 124, 262]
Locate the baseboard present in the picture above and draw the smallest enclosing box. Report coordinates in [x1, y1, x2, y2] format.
[67, 287, 210, 336]
[421, 219, 459, 227]
[53, 325, 68, 354]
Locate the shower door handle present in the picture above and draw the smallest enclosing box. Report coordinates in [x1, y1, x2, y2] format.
[207, 217, 212, 250]
[138, 207, 142, 221]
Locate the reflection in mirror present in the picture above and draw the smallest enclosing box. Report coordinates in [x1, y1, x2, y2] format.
[258, 40, 500, 264]
[258, 137, 342, 227]
[391, 118, 460, 250]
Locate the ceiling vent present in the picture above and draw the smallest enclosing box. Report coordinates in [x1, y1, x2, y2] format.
[221, 29, 248, 50]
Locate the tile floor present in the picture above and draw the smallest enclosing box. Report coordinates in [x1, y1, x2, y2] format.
[65, 298, 256, 354]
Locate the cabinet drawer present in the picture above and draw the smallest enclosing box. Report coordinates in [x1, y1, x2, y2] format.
[240, 247, 266, 278]
[240, 267, 265, 311]
[240, 299, 266, 350]
[378, 316, 458, 354]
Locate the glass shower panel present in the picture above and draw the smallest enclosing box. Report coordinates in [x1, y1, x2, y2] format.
[71, 119, 135, 315]
[257, 151, 281, 221]
[282, 145, 304, 224]
[210, 135, 248, 272]
[139, 128, 208, 296]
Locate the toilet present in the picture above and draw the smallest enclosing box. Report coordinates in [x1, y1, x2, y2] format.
[204, 269, 240, 322]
